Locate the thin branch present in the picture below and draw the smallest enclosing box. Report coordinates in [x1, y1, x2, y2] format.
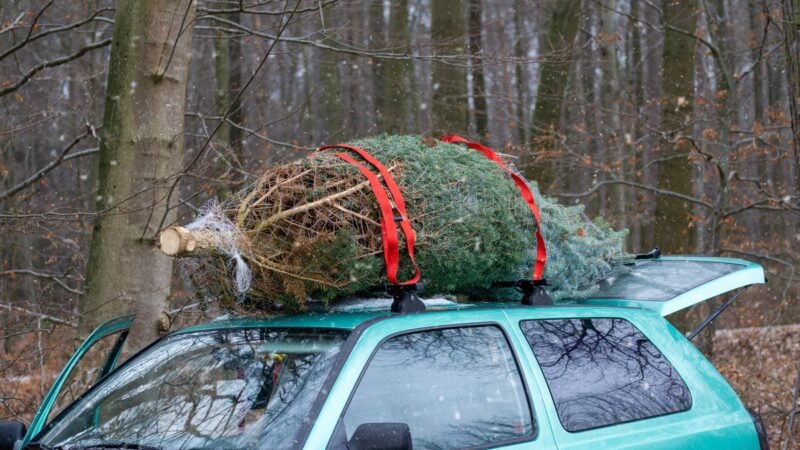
[153, 0, 304, 237]
[0, 129, 94, 201]
[198, 0, 338, 15]
[0, 7, 114, 62]
[63, 147, 100, 161]
[256, 178, 372, 232]
[0, 303, 76, 328]
[24, 1, 54, 43]
[556, 179, 714, 209]
[0, 38, 111, 98]
[154, 0, 195, 81]
[722, 247, 797, 303]
[0, 269, 83, 295]
[193, 17, 475, 62]
[592, 0, 732, 89]
[185, 111, 307, 150]
[723, 200, 800, 218]
[0, 12, 26, 36]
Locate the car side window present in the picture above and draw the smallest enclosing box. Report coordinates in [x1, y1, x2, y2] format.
[341, 325, 535, 449]
[46, 329, 128, 424]
[520, 318, 691, 432]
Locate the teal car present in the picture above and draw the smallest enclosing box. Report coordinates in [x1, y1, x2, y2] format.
[1, 256, 769, 449]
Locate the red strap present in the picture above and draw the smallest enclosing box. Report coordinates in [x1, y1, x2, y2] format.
[318, 145, 421, 286]
[439, 135, 547, 281]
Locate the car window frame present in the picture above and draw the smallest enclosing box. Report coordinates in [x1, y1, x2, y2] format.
[333, 322, 539, 450]
[518, 316, 694, 434]
[32, 324, 373, 449]
[24, 316, 133, 446]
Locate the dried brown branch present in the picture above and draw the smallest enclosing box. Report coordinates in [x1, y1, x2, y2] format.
[254, 178, 372, 232]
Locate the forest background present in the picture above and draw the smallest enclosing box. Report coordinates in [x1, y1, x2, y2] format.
[1, 0, 799, 447]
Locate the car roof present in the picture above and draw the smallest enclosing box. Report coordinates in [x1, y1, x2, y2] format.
[172, 301, 655, 335]
[172, 255, 765, 336]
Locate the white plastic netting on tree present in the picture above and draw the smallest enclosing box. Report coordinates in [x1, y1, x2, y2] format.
[179, 200, 252, 298]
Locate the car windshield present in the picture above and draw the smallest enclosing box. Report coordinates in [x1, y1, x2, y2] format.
[36, 328, 349, 449]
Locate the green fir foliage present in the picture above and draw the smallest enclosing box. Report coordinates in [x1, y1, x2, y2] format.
[337, 135, 629, 301]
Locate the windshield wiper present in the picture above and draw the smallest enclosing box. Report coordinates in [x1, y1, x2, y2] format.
[68, 444, 161, 450]
[24, 442, 62, 450]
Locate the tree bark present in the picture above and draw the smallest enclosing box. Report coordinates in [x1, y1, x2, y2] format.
[480, 0, 519, 149]
[79, 0, 196, 351]
[409, 0, 433, 133]
[432, 0, 467, 136]
[636, 0, 664, 251]
[783, 0, 800, 195]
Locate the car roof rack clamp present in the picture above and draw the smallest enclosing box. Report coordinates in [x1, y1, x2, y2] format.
[492, 279, 554, 306]
[635, 246, 661, 260]
[519, 279, 553, 306]
[387, 282, 426, 313]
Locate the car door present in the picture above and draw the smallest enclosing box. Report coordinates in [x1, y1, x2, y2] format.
[20, 316, 132, 448]
[307, 310, 558, 449]
[573, 256, 765, 316]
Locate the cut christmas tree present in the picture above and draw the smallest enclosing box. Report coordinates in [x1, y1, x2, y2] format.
[161, 135, 628, 312]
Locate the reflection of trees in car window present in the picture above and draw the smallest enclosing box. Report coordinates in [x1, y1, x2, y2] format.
[40, 328, 348, 450]
[343, 326, 535, 450]
[520, 318, 691, 432]
[47, 330, 126, 424]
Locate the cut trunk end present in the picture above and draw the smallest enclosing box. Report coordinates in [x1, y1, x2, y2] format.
[159, 226, 198, 256]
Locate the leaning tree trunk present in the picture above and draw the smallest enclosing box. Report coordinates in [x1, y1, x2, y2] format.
[79, 0, 196, 351]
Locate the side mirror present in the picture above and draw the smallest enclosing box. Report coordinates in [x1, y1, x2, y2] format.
[349, 422, 412, 450]
[0, 421, 26, 450]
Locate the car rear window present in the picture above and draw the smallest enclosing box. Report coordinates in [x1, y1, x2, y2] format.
[588, 260, 739, 301]
[342, 325, 535, 449]
[520, 318, 691, 432]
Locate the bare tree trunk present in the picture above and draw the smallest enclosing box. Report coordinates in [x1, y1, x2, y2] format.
[409, 0, 433, 133]
[516, 0, 544, 149]
[606, 0, 631, 231]
[636, 0, 664, 251]
[481, 0, 519, 148]
[656, 0, 695, 255]
[79, 0, 196, 351]
[691, 4, 718, 253]
[227, 11, 244, 158]
[467, 0, 487, 136]
[783, 0, 800, 195]
[723, 0, 758, 241]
